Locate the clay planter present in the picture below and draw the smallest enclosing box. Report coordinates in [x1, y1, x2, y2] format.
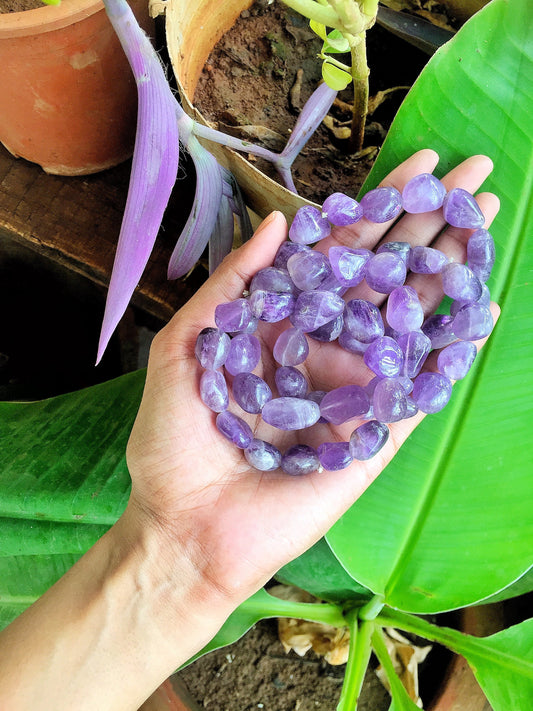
[164, 0, 314, 221]
[0, 0, 152, 175]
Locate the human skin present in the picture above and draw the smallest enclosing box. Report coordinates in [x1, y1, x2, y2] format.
[0, 150, 500, 710]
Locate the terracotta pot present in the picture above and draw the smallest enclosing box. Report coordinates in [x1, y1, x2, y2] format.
[164, 0, 315, 221]
[0, 0, 153, 175]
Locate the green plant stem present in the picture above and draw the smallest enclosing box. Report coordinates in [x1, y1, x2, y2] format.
[336, 612, 374, 711]
[348, 36, 370, 153]
[358, 593, 385, 620]
[246, 592, 347, 628]
[371, 626, 416, 706]
[280, 0, 341, 30]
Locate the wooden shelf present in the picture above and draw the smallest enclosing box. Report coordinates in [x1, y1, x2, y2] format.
[0, 143, 203, 324]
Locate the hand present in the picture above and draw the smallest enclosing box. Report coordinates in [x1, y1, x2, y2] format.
[125, 149, 500, 608]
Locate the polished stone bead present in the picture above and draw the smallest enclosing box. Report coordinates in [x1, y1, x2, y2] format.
[281, 444, 320, 476]
[397, 375, 414, 394]
[262, 397, 320, 430]
[249, 290, 296, 322]
[452, 302, 494, 340]
[200, 370, 229, 412]
[244, 439, 282, 471]
[273, 241, 308, 270]
[215, 298, 258, 333]
[289, 205, 331, 244]
[195, 327, 230, 369]
[376, 241, 411, 265]
[317, 441, 353, 471]
[250, 267, 296, 294]
[386, 285, 424, 334]
[450, 283, 491, 317]
[317, 271, 350, 297]
[412, 372, 452, 413]
[408, 246, 448, 274]
[437, 340, 477, 380]
[364, 336, 404, 378]
[290, 291, 345, 332]
[308, 314, 344, 342]
[322, 192, 363, 225]
[443, 188, 485, 228]
[225, 333, 261, 375]
[319, 385, 370, 425]
[338, 330, 369, 355]
[328, 246, 370, 287]
[275, 366, 308, 398]
[287, 250, 332, 291]
[401, 173, 446, 213]
[396, 331, 432, 378]
[344, 299, 384, 343]
[441, 262, 483, 302]
[360, 186, 402, 223]
[422, 314, 456, 349]
[365, 252, 407, 293]
[307, 390, 328, 422]
[404, 398, 419, 419]
[372, 377, 408, 423]
[232, 372, 272, 414]
[273, 327, 309, 366]
[467, 228, 495, 282]
[216, 411, 253, 448]
[349, 420, 389, 460]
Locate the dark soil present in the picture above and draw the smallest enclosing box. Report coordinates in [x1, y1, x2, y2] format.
[194, 1, 431, 203]
[176, 618, 391, 711]
[0, 0, 45, 12]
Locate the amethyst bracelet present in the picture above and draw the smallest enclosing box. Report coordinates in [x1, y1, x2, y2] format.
[194, 173, 496, 475]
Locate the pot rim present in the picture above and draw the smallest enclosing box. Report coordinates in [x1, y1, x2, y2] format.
[0, 0, 105, 39]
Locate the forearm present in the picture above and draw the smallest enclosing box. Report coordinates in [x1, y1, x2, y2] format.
[0, 505, 234, 711]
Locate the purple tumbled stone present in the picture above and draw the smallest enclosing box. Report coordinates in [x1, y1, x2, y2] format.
[360, 186, 402, 223]
[322, 192, 363, 226]
[396, 375, 414, 394]
[349, 420, 389, 460]
[372, 377, 408, 423]
[319, 385, 370, 425]
[250, 267, 296, 294]
[317, 271, 349, 297]
[195, 327, 230, 370]
[244, 439, 282, 471]
[452, 302, 494, 341]
[262, 397, 320, 430]
[401, 173, 446, 213]
[412, 372, 453, 413]
[338, 330, 369, 355]
[215, 298, 258, 333]
[281, 444, 320, 476]
[275, 366, 308, 398]
[443, 188, 485, 228]
[216, 411, 254, 449]
[376, 241, 411, 265]
[467, 228, 495, 282]
[437, 340, 477, 380]
[397, 331, 432, 378]
[287, 250, 332, 291]
[308, 314, 344, 342]
[408, 246, 448, 274]
[363, 336, 404, 378]
[450, 283, 491, 317]
[365, 252, 407, 293]
[225, 333, 261, 375]
[344, 299, 384, 343]
[289, 205, 331, 245]
[328, 246, 370, 287]
[290, 291, 345, 332]
[249, 290, 296, 322]
[200, 370, 229, 412]
[273, 327, 309, 366]
[274, 241, 308, 270]
[441, 262, 483, 302]
[404, 398, 419, 419]
[317, 441, 353, 471]
[386, 285, 424, 334]
[422, 314, 456, 349]
[232, 372, 272, 414]
[307, 390, 328, 422]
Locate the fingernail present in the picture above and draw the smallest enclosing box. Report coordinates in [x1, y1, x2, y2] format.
[254, 210, 282, 237]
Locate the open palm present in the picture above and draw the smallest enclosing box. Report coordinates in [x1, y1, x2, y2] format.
[125, 149, 499, 603]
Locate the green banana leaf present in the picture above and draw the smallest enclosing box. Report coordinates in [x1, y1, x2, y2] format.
[326, 0, 533, 613]
[0, 370, 145, 626]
